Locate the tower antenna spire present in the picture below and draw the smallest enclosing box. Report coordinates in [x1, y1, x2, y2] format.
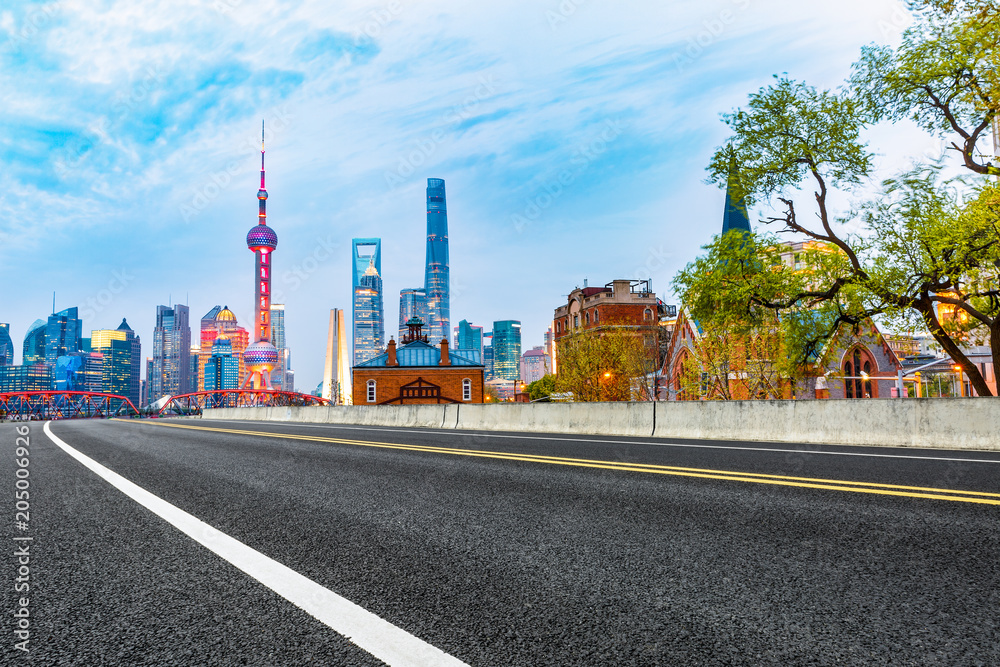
[260, 119, 266, 188]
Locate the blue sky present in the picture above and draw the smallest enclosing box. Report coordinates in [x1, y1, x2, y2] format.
[0, 0, 934, 391]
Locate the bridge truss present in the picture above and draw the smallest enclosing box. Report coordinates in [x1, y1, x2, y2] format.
[0, 391, 141, 421]
[157, 390, 329, 416]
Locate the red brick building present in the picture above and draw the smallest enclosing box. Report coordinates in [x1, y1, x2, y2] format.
[352, 320, 485, 405]
[553, 279, 667, 341]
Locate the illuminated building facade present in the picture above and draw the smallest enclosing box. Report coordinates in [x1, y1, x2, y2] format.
[398, 288, 427, 341]
[22, 320, 46, 365]
[424, 178, 450, 345]
[242, 124, 280, 389]
[91, 319, 141, 402]
[0, 323, 13, 366]
[205, 337, 239, 391]
[150, 304, 192, 401]
[269, 304, 293, 390]
[491, 320, 522, 382]
[353, 238, 384, 366]
[54, 352, 104, 392]
[45, 307, 83, 365]
[198, 306, 249, 390]
[0, 364, 53, 392]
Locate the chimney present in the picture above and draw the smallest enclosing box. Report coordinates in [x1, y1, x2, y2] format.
[387, 338, 398, 367]
[439, 338, 451, 366]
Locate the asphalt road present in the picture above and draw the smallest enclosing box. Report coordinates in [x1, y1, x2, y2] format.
[3, 417, 1000, 666]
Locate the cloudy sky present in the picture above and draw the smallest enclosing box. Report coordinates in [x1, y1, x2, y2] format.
[1, 0, 935, 391]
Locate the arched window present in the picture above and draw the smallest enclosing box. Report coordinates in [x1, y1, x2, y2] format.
[644, 308, 653, 321]
[594, 309, 599, 323]
[843, 347, 877, 398]
[462, 378, 472, 401]
[585, 312, 590, 325]
[366, 379, 377, 403]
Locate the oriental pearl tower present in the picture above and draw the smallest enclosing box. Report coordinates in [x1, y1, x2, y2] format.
[241, 122, 280, 389]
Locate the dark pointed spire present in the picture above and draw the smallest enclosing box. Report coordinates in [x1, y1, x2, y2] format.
[722, 151, 751, 236]
[117, 318, 132, 331]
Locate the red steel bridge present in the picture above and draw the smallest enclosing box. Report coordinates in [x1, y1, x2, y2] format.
[0, 391, 141, 421]
[0, 390, 328, 421]
[156, 390, 329, 416]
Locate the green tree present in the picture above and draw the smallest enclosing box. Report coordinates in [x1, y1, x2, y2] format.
[678, 3, 1000, 396]
[527, 374, 556, 401]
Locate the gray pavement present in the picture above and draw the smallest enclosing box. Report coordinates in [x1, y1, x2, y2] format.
[3, 418, 1000, 666]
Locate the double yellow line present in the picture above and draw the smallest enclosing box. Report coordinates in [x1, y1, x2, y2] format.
[137, 420, 1000, 506]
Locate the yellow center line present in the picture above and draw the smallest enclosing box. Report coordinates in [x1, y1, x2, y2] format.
[125, 420, 1000, 506]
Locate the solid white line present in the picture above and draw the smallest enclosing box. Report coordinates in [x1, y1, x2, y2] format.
[43, 422, 468, 667]
[199, 419, 1000, 465]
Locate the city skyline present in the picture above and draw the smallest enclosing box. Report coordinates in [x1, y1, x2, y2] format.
[0, 0, 931, 391]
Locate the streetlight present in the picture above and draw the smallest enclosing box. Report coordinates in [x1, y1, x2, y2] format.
[953, 364, 964, 397]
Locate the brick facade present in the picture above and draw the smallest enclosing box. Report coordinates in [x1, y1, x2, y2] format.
[352, 366, 484, 405]
[553, 280, 662, 341]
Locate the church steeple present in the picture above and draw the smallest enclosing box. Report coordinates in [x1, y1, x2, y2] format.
[721, 153, 751, 236]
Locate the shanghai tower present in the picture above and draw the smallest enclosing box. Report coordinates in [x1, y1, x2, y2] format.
[424, 178, 450, 344]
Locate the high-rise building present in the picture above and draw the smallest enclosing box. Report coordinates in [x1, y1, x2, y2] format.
[0, 364, 53, 392]
[269, 303, 293, 390]
[91, 319, 142, 403]
[323, 308, 351, 404]
[424, 178, 450, 345]
[352, 238, 384, 365]
[397, 288, 427, 341]
[198, 306, 249, 391]
[54, 351, 104, 392]
[544, 326, 556, 375]
[242, 123, 281, 390]
[204, 338, 239, 391]
[455, 320, 484, 363]
[142, 357, 153, 406]
[45, 307, 83, 365]
[492, 320, 522, 382]
[22, 320, 47, 366]
[0, 323, 13, 366]
[520, 346, 552, 384]
[483, 332, 494, 381]
[150, 304, 192, 401]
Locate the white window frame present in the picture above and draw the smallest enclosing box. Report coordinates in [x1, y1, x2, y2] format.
[462, 378, 472, 401]
[367, 379, 377, 403]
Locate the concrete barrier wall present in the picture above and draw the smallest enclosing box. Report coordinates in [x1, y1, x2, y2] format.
[201, 398, 1000, 450]
[651, 398, 1000, 449]
[456, 402, 654, 437]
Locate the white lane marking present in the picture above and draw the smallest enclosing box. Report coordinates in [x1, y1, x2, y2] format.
[43, 422, 468, 667]
[201, 419, 1000, 464]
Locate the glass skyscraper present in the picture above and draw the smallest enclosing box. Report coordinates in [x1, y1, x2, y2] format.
[150, 304, 192, 401]
[269, 304, 293, 390]
[352, 238, 385, 365]
[205, 338, 239, 390]
[45, 307, 83, 365]
[91, 319, 142, 404]
[424, 178, 450, 345]
[398, 288, 427, 340]
[0, 323, 13, 366]
[456, 320, 483, 363]
[492, 320, 522, 382]
[22, 320, 47, 365]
